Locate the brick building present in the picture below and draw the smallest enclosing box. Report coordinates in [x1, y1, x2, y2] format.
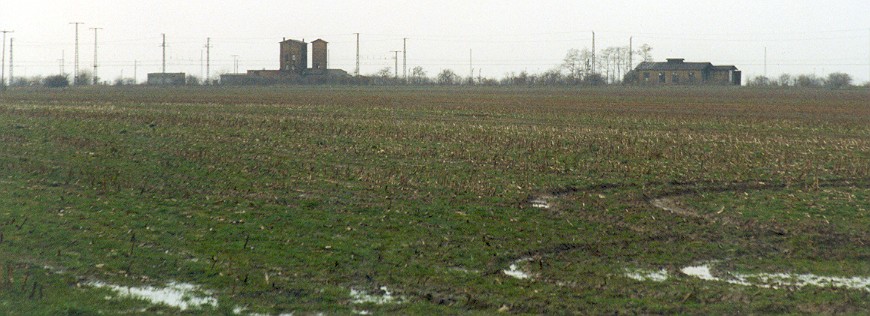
[280, 39, 307, 74]
[632, 58, 741, 86]
[311, 39, 328, 72]
[222, 37, 347, 85]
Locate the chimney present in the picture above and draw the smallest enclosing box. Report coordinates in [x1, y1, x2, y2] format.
[667, 58, 685, 63]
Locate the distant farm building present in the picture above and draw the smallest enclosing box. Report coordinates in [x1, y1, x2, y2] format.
[280, 38, 308, 74]
[221, 37, 349, 85]
[147, 73, 186, 86]
[631, 59, 741, 86]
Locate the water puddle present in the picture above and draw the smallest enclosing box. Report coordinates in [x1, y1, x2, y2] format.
[734, 271, 870, 291]
[350, 286, 404, 305]
[503, 258, 533, 280]
[681, 264, 870, 292]
[681, 265, 751, 286]
[88, 281, 218, 311]
[624, 268, 669, 282]
[530, 198, 551, 209]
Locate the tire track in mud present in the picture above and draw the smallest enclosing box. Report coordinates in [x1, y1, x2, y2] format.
[408, 178, 870, 312]
[501, 177, 870, 281]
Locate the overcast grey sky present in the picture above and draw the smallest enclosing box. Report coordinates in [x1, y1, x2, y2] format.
[2, 0, 869, 83]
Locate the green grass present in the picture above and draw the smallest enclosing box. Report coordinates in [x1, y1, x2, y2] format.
[0, 85, 868, 314]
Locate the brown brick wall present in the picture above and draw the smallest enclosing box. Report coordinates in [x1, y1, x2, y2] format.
[312, 40, 327, 70]
[280, 41, 307, 74]
[637, 70, 705, 85]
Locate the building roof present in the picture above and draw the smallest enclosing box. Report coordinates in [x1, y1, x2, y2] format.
[312, 39, 328, 43]
[635, 58, 738, 72]
[635, 60, 712, 71]
[280, 38, 306, 44]
[712, 65, 738, 71]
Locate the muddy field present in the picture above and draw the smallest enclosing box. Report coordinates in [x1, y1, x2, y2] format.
[0, 86, 868, 314]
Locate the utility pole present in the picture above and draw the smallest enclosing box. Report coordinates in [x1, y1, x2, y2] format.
[133, 60, 138, 84]
[161, 34, 167, 73]
[403, 38, 407, 83]
[231, 55, 239, 73]
[1, 30, 14, 87]
[354, 33, 360, 77]
[591, 31, 595, 75]
[200, 49, 203, 80]
[469, 49, 473, 84]
[391, 50, 401, 79]
[70, 22, 83, 85]
[90, 27, 102, 85]
[629, 37, 633, 68]
[205, 37, 211, 84]
[8, 38, 13, 86]
[764, 47, 767, 78]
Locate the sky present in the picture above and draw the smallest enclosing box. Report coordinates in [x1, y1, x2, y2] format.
[1, 0, 869, 84]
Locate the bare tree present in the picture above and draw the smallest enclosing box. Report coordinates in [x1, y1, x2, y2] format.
[825, 72, 852, 89]
[539, 68, 565, 85]
[638, 44, 653, 62]
[410, 66, 428, 84]
[436, 69, 459, 85]
[748, 75, 772, 87]
[777, 74, 793, 87]
[795, 74, 823, 87]
[377, 67, 392, 79]
[562, 49, 581, 84]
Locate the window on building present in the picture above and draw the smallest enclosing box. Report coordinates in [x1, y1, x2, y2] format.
[672, 72, 679, 84]
[688, 72, 695, 82]
[658, 72, 665, 83]
[643, 72, 650, 82]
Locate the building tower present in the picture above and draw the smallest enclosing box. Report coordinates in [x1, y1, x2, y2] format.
[279, 38, 307, 75]
[312, 39, 328, 72]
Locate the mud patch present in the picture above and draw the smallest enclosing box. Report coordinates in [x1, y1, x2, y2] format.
[530, 196, 552, 209]
[682, 264, 870, 292]
[350, 286, 405, 305]
[88, 281, 217, 310]
[503, 258, 533, 280]
[651, 198, 705, 220]
[624, 268, 669, 282]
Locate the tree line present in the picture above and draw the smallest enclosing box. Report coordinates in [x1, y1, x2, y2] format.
[4, 42, 867, 89]
[747, 73, 859, 89]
